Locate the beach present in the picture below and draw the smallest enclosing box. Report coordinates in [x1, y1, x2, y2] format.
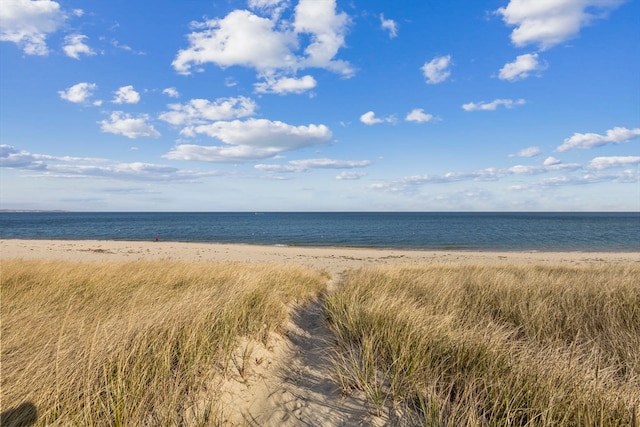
[2, 239, 638, 275]
[2, 239, 639, 426]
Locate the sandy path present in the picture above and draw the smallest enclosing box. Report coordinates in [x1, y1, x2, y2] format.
[219, 275, 401, 426]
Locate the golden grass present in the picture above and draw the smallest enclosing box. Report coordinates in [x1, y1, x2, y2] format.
[325, 264, 640, 426]
[1, 259, 327, 426]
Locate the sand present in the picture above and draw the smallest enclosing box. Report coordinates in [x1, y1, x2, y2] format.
[1, 239, 638, 276]
[2, 239, 638, 425]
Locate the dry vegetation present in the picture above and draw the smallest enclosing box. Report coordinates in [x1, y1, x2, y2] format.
[325, 264, 640, 426]
[1, 259, 327, 426]
[3, 258, 639, 426]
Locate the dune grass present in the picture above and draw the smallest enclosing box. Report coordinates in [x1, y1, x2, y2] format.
[1, 259, 327, 426]
[325, 264, 640, 426]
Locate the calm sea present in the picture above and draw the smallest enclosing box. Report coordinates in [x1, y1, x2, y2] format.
[0, 212, 638, 252]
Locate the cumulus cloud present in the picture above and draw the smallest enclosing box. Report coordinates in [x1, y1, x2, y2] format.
[421, 55, 451, 84]
[164, 118, 332, 162]
[462, 98, 526, 112]
[499, 53, 546, 81]
[173, 10, 295, 74]
[63, 34, 95, 59]
[556, 127, 640, 152]
[58, 82, 98, 104]
[360, 111, 382, 125]
[99, 111, 161, 139]
[588, 156, 640, 170]
[112, 85, 141, 104]
[254, 75, 317, 94]
[0, 0, 65, 55]
[159, 96, 257, 126]
[496, 0, 625, 50]
[293, 0, 352, 74]
[509, 146, 541, 158]
[172, 0, 352, 80]
[380, 14, 397, 38]
[162, 87, 180, 98]
[543, 156, 561, 166]
[360, 111, 394, 125]
[405, 108, 435, 123]
[256, 158, 371, 173]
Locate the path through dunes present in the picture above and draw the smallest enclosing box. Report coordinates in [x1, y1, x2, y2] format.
[217, 274, 400, 426]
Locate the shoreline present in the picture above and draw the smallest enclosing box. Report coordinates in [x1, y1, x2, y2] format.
[2, 239, 638, 275]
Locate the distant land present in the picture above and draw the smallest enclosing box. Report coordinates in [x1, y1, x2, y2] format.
[0, 210, 69, 213]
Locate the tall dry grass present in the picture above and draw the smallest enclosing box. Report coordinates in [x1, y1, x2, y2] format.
[1, 259, 327, 426]
[325, 264, 640, 426]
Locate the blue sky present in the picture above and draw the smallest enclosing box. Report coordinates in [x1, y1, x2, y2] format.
[1, 0, 639, 211]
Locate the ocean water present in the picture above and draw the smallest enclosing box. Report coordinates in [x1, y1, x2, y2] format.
[0, 212, 638, 252]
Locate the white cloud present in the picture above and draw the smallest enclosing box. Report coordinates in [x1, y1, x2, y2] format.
[370, 156, 587, 194]
[172, 1, 352, 79]
[543, 156, 561, 166]
[173, 10, 295, 74]
[0, 145, 217, 182]
[507, 160, 581, 175]
[112, 85, 141, 104]
[421, 55, 451, 84]
[509, 146, 541, 158]
[159, 96, 257, 126]
[293, 0, 352, 75]
[58, 82, 98, 104]
[255, 157, 371, 173]
[360, 111, 394, 125]
[496, 0, 625, 50]
[0, 0, 65, 55]
[99, 111, 161, 139]
[164, 118, 332, 162]
[556, 126, 640, 152]
[380, 14, 397, 38]
[248, 0, 288, 19]
[111, 39, 145, 55]
[360, 111, 382, 125]
[254, 75, 317, 94]
[0, 144, 45, 169]
[499, 53, 546, 81]
[162, 87, 180, 98]
[336, 171, 366, 180]
[63, 34, 95, 59]
[405, 108, 435, 123]
[588, 156, 640, 170]
[462, 98, 526, 112]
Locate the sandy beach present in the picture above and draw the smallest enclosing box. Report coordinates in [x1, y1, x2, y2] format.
[2, 239, 638, 276]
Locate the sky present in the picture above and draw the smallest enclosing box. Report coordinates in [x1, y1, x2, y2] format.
[1, 0, 639, 212]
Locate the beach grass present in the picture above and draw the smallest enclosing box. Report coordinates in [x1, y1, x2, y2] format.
[325, 264, 640, 425]
[0, 259, 327, 426]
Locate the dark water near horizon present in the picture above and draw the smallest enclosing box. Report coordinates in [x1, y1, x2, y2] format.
[1, 212, 638, 252]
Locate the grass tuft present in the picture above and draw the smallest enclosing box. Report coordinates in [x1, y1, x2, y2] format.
[1, 259, 326, 426]
[325, 264, 640, 426]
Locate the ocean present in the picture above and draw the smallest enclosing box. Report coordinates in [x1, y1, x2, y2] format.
[0, 212, 638, 252]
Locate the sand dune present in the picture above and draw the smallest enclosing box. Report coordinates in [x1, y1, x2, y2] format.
[2, 240, 638, 425]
